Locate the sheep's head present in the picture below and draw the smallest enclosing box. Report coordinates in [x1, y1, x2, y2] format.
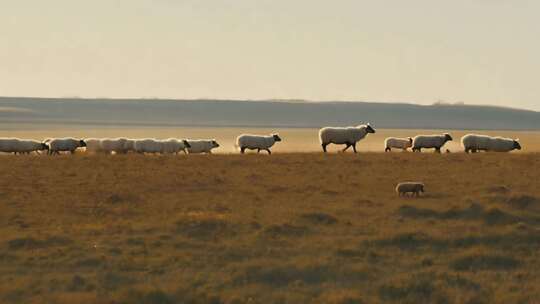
[79, 139, 87, 147]
[365, 124, 376, 134]
[211, 140, 220, 148]
[513, 139, 521, 150]
[272, 134, 282, 142]
[444, 133, 453, 141]
[40, 143, 49, 151]
[183, 140, 191, 148]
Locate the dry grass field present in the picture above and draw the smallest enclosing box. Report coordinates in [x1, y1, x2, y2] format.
[1, 153, 540, 303]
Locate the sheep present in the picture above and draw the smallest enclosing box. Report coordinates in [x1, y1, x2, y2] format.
[186, 139, 220, 154]
[319, 123, 376, 153]
[160, 138, 191, 154]
[412, 133, 453, 153]
[0, 138, 48, 154]
[47, 138, 87, 155]
[236, 134, 282, 154]
[461, 134, 521, 153]
[396, 182, 425, 197]
[101, 138, 130, 154]
[133, 138, 163, 154]
[84, 138, 103, 154]
[16, 139, 49, 154]
[123, 139, 136, 153]
[384, 137, 413, 152]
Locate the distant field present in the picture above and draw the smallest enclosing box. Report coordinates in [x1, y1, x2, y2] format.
[0, 153, 539, 303]
[1, 125, 539, 153]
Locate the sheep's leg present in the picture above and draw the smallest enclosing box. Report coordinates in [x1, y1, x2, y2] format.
[385, 147, 391, 152]
[342, 143, 351, 152]
[352, 143, 357, 153]
[257, 149, 261, 154]
[240, 147, 246, 154]
[435, 147, 441, 153]
[266, 149, 271, 155]
[321, 143, 328, 153]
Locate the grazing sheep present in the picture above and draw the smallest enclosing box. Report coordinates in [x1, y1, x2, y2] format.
[412, 133, 453, 153]
[461, 134, 521, 153]
[236, 134, 282, 154]
[384, 137, 413, 152]
[133, 138, 163, 154]
[186, 139, 220, 154]
[396, 182, 425, 197]
[47, 138, 86, 155]
[160, 138, 191, 154]
[0, 138, 48, 154]
[319, 124, 376, 153]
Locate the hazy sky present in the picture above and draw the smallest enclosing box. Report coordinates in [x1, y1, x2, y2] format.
[1, 1, 539, 110]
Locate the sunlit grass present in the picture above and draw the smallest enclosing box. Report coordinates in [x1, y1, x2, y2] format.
[0, 153, 539, 303]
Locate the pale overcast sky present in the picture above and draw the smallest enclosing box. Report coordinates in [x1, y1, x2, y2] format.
[1, 1, 539, 110]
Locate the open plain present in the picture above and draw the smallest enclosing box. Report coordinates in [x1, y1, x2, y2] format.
[1, 153, 540, 303]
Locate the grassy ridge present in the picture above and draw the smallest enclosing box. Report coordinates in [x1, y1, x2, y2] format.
[0, 153, 539, 303]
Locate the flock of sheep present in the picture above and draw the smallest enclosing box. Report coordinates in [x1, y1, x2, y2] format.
[0, 123, 523, 155]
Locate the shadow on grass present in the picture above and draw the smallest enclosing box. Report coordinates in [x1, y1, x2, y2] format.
[175, 215, 235, 239]
[233, 262, 370, 287]
[397, 203, 540, 225]
[379, 276, 443, 304]
[298, 212, 339, 225]
[366, 231, 540, 252]
[450, 254, 520, 271]
[7, 236, 72, 250]
[260, 223, 309, 238]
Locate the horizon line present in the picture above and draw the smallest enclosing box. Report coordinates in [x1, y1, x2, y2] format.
[0, 95, 537, 113]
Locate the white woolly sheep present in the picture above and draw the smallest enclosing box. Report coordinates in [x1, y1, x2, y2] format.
[16, 139, 49, 154]
[47, 138, 86, 155]
[101, 138, 130, 154]
[412, 133, 453, 153]
[461, 134, 521, 153]
[236, 134, 282, 154]
[160, 138, 191, 154]
[384, 137, 413, 152]
[133, 138, 163, 154]
[319, 123, 376, 153]
[186, 139, 220, 154]
[0, 138, 48, 154]
[396, 182, 425, 197]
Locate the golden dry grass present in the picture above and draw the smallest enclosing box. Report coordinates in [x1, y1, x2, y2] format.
[0, 153, 540, 303]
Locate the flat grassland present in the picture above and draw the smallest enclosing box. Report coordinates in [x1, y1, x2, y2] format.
[1, 153, 539, 303]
